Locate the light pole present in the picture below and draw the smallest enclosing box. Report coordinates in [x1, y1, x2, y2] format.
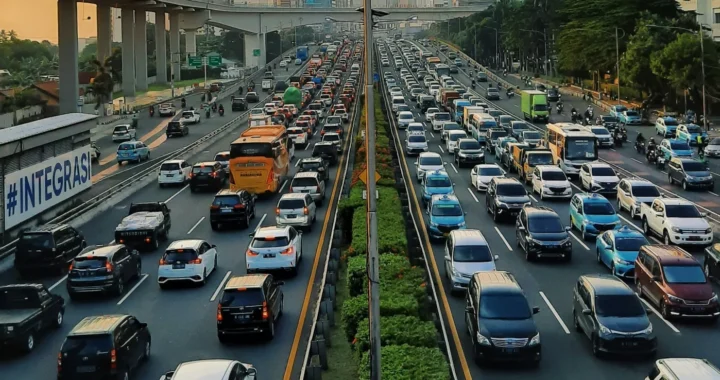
[648, 24, 709, 130]
[520, 29, 548, 75]
[482, 26, 499, 69]
[565, 27, 625, 103]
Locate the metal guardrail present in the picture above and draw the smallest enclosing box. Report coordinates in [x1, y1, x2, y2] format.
[0, 54, 314, 261]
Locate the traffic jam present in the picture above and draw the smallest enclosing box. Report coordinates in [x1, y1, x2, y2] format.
[380, 37, 720, 378]
[0, 40, 363, 380]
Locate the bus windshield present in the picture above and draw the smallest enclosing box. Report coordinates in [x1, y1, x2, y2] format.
[230, 142, 274, 158]
[565, 138, 597, 161]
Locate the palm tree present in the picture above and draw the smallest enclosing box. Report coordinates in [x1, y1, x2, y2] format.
[88, 49, 121, 112]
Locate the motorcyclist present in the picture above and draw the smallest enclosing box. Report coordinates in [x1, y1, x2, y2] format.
[149, 105, 154, 116]
[556, 101, 563, 114]
[218, 104, 224, 115]
[503, 69, 507, 76]
[212, 102, 217, 112]
[181, 97, 186, 109]
[647, 137, 657, 152]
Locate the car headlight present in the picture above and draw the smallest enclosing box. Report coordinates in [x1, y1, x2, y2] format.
[561, 238, 572, 247]
[598, 324, 611, 336]
[458, 152, 467, 157]
[496, 200, 507, 208]
[710, 294, 718, 303]
[6, 326, 13, 332]
[476, 332, 491, 345]
[529, 238, 543, 246]
[529, 333, 540, 346]
[613, 257, 634, 266]
[671, 227, 682, 233]
[706, 228, 712, 234]
[667, 294, 683, 304]
[524, 202, 532, 207]
[636, 324, 653, 335]
[458, 221, 466, 227]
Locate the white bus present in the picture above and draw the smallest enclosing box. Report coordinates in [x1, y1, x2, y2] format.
[545, 123, 598, 177]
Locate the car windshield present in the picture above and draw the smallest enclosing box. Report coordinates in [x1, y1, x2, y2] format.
[602, 116, 619, 122]
[513, 123, 529, 132]
[18, 232, 53, 250]
[479, 295, 532, 320]
[614, 236, 648, 251]
[118, 143, 137, 151]
[664, 119, 678, 126]
[324, 135, 340, 142]
[686, 125, 702, 133]
[160, 163, 180, 171]
[0, 288, 43, 309]
[182, 112, 195, 117]
[251, 236, 290, 248]
[528, 154, 554, 165]
[113, 126, 128, 133]
[192, 166, 214, 174]
[399, 114, 413, 120]
[453, 245, 492, 262]
[542, 171, 566, 181]
[663, 265, 707, 284]
[443, 123, 461, 131]
[524, 132, 541, 139]
[426, 177, 451, 187]
[61, 335, 113, 356]
[583, 201, 615, 215]
[670, 141, 690, 150]
[163, 249, 199, 263]
[625, 111, 639, 117]
[459, 141, 481, 150]
[427, 108, 439, 114]
[528, 216, 565, 233]
[710, 138, 720, 145]
[683, 161, 707, 172]
[565, 138, 597, 160]
[490, 131, 508, 139]
[591, 167, 615, 176]
[409, 135, 426, 143]
[533, 104, 548, 111]
[327, 117, 342, 124]
[665, 205, 702, 218]
[431, 203, 463, 216]
[435, 113, 451, 121]
[220, 288, 264, 307]
[592, 128, 610, 135]
[278, 199, 306, 209]
[215, 153, 230, 161]
[478, 167, 503, 176]
[631, 185, 660, 197]
[419, 156, 442, 166]
[595, 295, 646, 317]
[497, 184, 527, 196]
[72, 256, 107, 270]
[212, 196, 241, 207]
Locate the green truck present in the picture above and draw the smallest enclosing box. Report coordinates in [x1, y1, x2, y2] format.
[521, 90, 549, 122]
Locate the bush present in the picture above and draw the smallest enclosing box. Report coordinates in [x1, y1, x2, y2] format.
[358, 344, 450, 380]
[346, 187, 407, 257]
[354, 316, 437, 352]
[341, 293, 418, 341]
[347, 254, 426, 304]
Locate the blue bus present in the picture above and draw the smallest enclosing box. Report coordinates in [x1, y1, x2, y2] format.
[296, 46, 309, 61]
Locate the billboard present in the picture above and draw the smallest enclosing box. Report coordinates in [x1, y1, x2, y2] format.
[4, 146, 93, 229]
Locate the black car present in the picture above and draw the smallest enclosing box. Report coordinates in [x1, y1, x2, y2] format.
[217, 274, 284, 342]
[246, 92, 259, 103]
[515, 206, 572, 262]
[0, 284, 65, 352]
[297, 157, 330, 183]
[667, 157, 714, 190]
[58, 315, 151, 380]
[14, 224, 86, 278]
[166, 121, 188, 137]
[485, 177, 531, 222]
[231, 97, 248, 111]
[210, 189, 257, 230]
[190, 162, 226, 192]
[455, 138, 485, 168]
[486, 87, 501, 101]
[66, 244, 142, 299]
[547, 88, 561, 102]
[572, 274, 656, 357]
[704, 243, 720, 280]
[465, 271, 541, 365]
[449, 65, 459, 74]
[312, 142, 339, 166]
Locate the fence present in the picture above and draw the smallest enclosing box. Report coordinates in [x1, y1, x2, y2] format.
[0, 105, 44, 129]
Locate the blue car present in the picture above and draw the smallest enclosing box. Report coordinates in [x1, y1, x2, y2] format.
[676, 124, 707, 146]
[659, 139, 694, 160]
[595, 226, 649, 278]
[422, 170, 454, 205]
[426, 194, 466, 239]
[609, 105, 627, 119]
[117, 140, 150, 164]
[569, 193, 621, 240]
[655, 117, 679, 137]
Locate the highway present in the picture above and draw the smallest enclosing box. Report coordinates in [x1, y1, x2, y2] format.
[0, 45, 359, 380]
[382, 38, 720, 380]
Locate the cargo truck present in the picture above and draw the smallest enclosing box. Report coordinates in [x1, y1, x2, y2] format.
[521, 90, 549, 122]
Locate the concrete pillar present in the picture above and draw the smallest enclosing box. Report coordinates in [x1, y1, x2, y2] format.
[185, 29, 197, 57]
[134, 11, 148, 91]
[169, 13, 181, 82]
[58, 0, 79, 114]
[96, 5, 112, 63]
[244, 33, 261, 69]
[260, 33, 267, 67]
[155, 12, 167, 84]
[121, 8, 136, 97]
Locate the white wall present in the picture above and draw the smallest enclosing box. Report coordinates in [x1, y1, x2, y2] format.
[0, 106, 44, 129]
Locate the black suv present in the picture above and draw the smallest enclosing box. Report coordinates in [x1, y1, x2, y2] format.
[485, 178, 531, 222]
[667, 157, 714, 190]
[210, 190, 257, 230]
[190, 162, 226, 192]
[297, 157, 329, 183]
[515, 206, 573, 262]
[217, 274, 284, 342]
[312, 142, 339, 166]
[465, 271, 541, 365]
[58, 315, 151, 380]
[67, 245, 142, 299]
[231, 97, 248, 111]
[15, 224, 86, 277]
[166, 121, 189, 137]
[455, 138, 485, 168]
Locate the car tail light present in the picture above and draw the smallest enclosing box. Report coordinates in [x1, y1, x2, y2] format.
[188, 173, 193, 178]
[118, 239, 124, 244]
[68, 263, 73, 271]
[145, 237, 152, 243]
[276, 207, 281, 215]
[246, 249, 259, 257]
[210, 205, 220, 210]
[281, 246, 295, 256]
[211, 172, 218, 178]
[234, 204, 245, 209]
[303, 207, 309, 215]
[189, 258, 202, 264]
[159, 259, 167, 265]
[216, 304, 223, 321]
[262, 301, 269, 320]
[105, 262, 113, 272]
[57, 352, 62, 373]
[110, 349, 117, 369]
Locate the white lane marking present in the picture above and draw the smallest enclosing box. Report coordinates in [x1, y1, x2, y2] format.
[210, 270, 233, 302]
[304, 143, 310, 151]
[450, 163, 459, 173]
[254, 213, 267, 232]
[295, 158, 301, 167]
[438, 145, 445, 153]
[165, 184, 189, 203]
[710, 191, 720, 197]
[467, 188, 479, 202]
[618, 215, 642, 232]
[529, 194, 538, 203]
[661, 171, 667, 174]
[638, 297, 681, 333]
[494, 226, 513, 251]
[117, 274, 149, 305]
[279, 180, 288, 193]
[539, 291, 571, 334]
[513, 104, 519, 108]
[187, 217, 205, 234]
[430, 132, 435, 138]
[48, 275, 68, 291]
[569, 232, 590, 251]
[571, 183, 585, 193]
[632, 158, 643, 164]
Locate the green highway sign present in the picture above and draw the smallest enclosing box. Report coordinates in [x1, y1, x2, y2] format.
[253, 49, 261, 57]
[188, 55, 202, 67]
[208, 55, 222, 67]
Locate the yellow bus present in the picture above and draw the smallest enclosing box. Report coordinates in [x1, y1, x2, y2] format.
[229, 125, 294, 194]
[545, 123, 598, 178]
[425, 57, 441, 65]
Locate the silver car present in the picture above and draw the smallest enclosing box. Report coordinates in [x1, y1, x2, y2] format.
[444, 229, 499, 293]
[289, 172, 326, 205]
[275, 193, 317, 231]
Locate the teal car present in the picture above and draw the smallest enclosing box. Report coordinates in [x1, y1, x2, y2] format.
[494, 136, 518, 161]
[676, 124, 707, 146]
[595, 226, 649, 278]
[655, 117, 679, 137]
[422, 170, 454, 205]
[569, 193, 621, 240]
[659, 139, 693, 161]
[117, 140, 150, 164]
[426, 194, 466, 239]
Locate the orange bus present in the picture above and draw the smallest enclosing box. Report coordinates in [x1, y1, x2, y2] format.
[229, 125, 294, 194]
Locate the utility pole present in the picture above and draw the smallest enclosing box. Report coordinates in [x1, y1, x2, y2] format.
[362, 2, 381, 380]
[700, 24, 708, 131]
[615, 27, 620, 102]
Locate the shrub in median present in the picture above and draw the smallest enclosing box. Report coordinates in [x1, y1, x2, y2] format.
[347, 254, 426, 304]
[354, 316, 437, 352]
[345, 186, 407, 258]
[341, 292, 418, 341]
[358, 344, 451, 380]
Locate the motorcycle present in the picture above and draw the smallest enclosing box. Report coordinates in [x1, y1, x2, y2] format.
[206, 108, 211, 119]
[613, 132, 623, 147]
[556, 104, 563, 115]
[471, 82, 476, 90]
[635, 140, 646, 155]
[507, 90, 514, 98]
[219, 107, 225, 117]
[212, 103, 217, 113]
[619, 126, 628, 142]
[571, 111, 578, 123]
[149, 107, 154, 117]
[181, 99, 186, 109]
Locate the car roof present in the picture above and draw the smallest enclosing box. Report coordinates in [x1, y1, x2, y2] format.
[643, 245, 698, 265]
[280, 193, 308, 201]
[162, 159, 185, 164]
[610, 225, 645, 239]
[215, 189, 241, 197]
[174, 359, 237, 379]
[254, 225, 291, 238]
[22, 223, 67, 233]
[620, 177, 653, 186]
[419, 152, 441, 159]
[294, 171, 320, 179]
[473, 271, 522, 294]
[70, 315, 129, 335]
[224, 274, 268, 290]
[656, 197, 692, 206]
[581, 274, 634, 296]
[525, 205, 560, 218]
[167, 239, 204, 250]
[431, 194, 460, 204]
[425, 170, 450, 178]
[576, 193, 610, 203]
[450, 229, 488, 246]
[76, 244, 123, 259]
[194, 161, 218, 167]
[535, 165, 562, 172]
[585, 162, 611, 168]
[656, 358, 720, 380]
[493, 177, 522, 185]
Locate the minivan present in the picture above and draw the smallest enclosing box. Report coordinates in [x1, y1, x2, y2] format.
[15, 224, 86, 277]
[289, 172, 326, 205]
[217, 274, 284, 341]
[444, 229, 498, 293]
[276, 193, 317, 231]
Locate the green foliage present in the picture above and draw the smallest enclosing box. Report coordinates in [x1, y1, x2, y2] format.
[346, 186, 407, 258]
[347, 254, 426, 300]
[358, 345, 450, 380]
[340, 293, 418, 342]
[355, 316, 437, 353]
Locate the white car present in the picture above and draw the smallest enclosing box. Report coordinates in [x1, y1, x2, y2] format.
[163, 359, 257, 380]
[263, 103, 278, 114]
[111, 124, 136, 142]
[287, 127, 308, 147]
[159, 103, 176, 116]
[425, 107, 439, 122]
[530, 165, 572, 199]
[295, 58, 302, 65]
[415, 152, 445, 183]
[616, 178, 662, 219]
[470, 164, 505, 192]
[446, 130, 468, 154]
[214, 151, 230, 173]
[429, 85, 441, 96]
[158, 239, 218, 288]
[279, 60, 288, 68]
[158, 159, 191, 187]
[321, 132, 342, 151]
[579, 162, 620, 194]
[405, 134, 428, 155]
[432, 112, 452, 131]
[334, 109, 349, 123]
[585, 126, 613, 148]
[320, 94, 333, 107]
[247, 226, 303, 275]
[406, 122, 426, 136]
[250, 108, 266, 118]
[276, 193, 317, 230]
[397, 111, 415, 129]
[181, 110, 201, 124]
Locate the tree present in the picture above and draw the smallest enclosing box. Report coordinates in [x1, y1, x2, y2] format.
[221, 30, 245, 61]
[87, 47, 121, 110]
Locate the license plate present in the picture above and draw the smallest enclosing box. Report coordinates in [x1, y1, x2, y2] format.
[235, 315, 250, 322]
[511, 212, 519, 216]
[221, 208, 232, 213]
[172, 263, 185, 269]
[76, 366, 96, 373]
[502, 348, 518, 354]
[165, 174, 174, 177]
[287, 214, 297, 219]
[621, 341, 639, 347]
[302, 190, 310, 193]
[692, 307, 706, 312]
[688, 236, 702, 241]
[263, 253, 276, 258]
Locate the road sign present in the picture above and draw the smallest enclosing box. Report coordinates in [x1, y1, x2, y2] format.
[208, 55, 222, 67]
[358, 168, 381, 185]
[373, 73, 379, 83]
[188, 55, 202, 67]
[253, 49, 261, 57]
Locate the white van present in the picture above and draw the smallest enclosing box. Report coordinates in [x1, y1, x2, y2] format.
[646, 358, 720, 380]
[391, 96, 406, 112]
[350, 63, 360, 74]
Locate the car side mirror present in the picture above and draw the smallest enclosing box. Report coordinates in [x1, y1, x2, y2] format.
[275, 281, 285, 286]
[249, 232, 255, 238]
[425, 209, 429, 215]
[162, 371, 175, 380]
[701, 212, 708, 218]
[444, 254, 450, 261]
[582, 308, 592, 315]
[532, 306, 540, 314]
[247, 368, 257, 377]
[494, 254, 500, 261]
[443, 162, 448, 165]
[518, 226, 526, 231]
[140, 322, 148, 328]
[211, 244, 217, 249]
[652, 275, 661, 282]
[565, 226, 571, 232]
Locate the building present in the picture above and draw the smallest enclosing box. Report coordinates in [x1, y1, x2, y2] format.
[306, 0, 332, 6]
[78, 37, 97, 55]
[679, 0, 720, 41]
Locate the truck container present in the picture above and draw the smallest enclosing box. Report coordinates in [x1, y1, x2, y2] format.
[521, 90, 549, 122]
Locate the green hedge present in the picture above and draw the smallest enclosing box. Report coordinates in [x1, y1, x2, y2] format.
[341, 293, 418, 342]
[345, 186, 407, 258]
[347, 254, 426, 305]
[354, 316, 438, 352]
[358, 345, 451, 380]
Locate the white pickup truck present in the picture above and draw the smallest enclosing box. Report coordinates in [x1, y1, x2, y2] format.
[640, 198, 713, 246]
[181, 110, 201, 124]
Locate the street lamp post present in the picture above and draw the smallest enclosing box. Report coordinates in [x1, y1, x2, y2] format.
[520, 29, 548, 75]
[483, 26, 499, 69]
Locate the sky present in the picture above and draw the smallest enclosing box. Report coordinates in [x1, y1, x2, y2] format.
[1, 0, 99, 43]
